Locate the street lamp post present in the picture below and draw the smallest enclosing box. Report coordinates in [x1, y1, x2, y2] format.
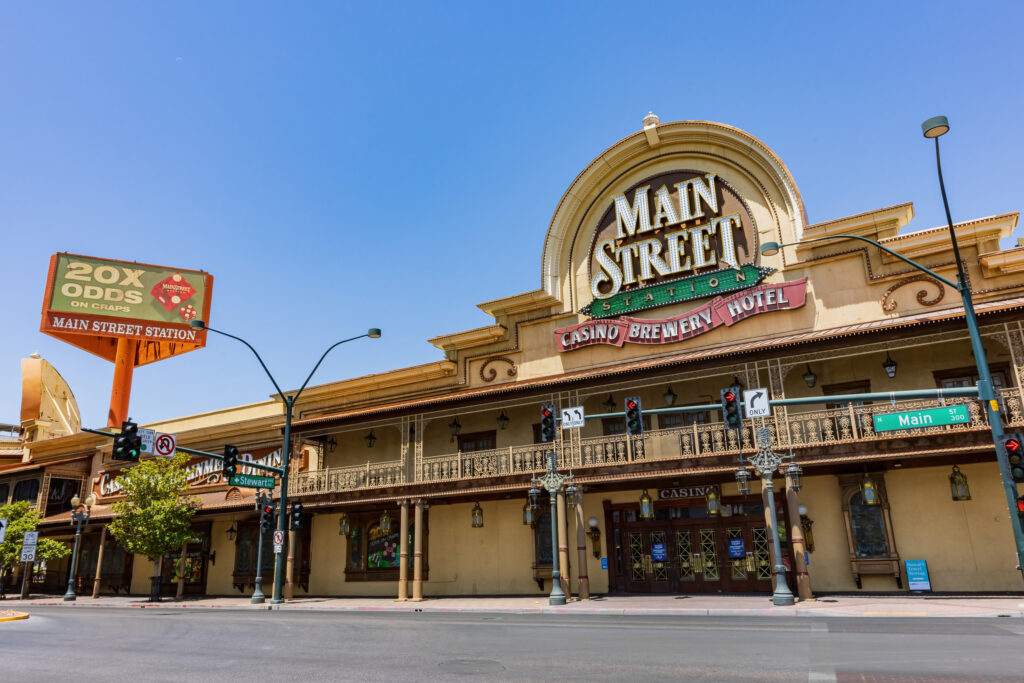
[758, 115, 1024, 577]
[751, 428, 795, 607]
[63, 493, 96, 601]
[532, 451, 571, 606]
[191, 320, 381, 603]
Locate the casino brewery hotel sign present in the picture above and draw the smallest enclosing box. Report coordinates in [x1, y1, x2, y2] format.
[556, 170, 807, 352]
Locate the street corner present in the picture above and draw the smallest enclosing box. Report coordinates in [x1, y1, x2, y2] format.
[0, 609, 30, 622]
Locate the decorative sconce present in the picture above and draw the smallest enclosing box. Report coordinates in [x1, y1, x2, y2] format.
[226, 524, 237, 542]
[448, 417, 462, 441]
[471, 501, 484, 528]
[735, 463, 752, 496]
[326, 436, 338, 453]
[639, 489, 654, 520]
[949, 465, 971, 501]
[602, 394, 617, 412]
[380, 509, 392, 534]
[705, 485, 721, 516]
[882, 352, 898, 379]
[586, 517, 602, 558]
[564, 480, 582, 507]
[860, 472, 880, 506]
[784, 459, 803, 492]
[496, 410, 510, 430]
[527, 482, 541, 511]
[663, 386, 677, 406]
[364, 431, 377, 448]
[522, 500, 536, 526]
[798, 504, 815, 552]
[338, 513, 350, 536]
[802, 365, 817, 388]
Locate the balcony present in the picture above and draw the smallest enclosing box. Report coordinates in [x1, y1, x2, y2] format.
[287, 388, 1024, 497]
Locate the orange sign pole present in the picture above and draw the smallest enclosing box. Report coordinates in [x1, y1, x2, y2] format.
[107, 338, 139, 427]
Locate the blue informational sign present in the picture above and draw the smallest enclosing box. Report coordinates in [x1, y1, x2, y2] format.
[905, 559, 931, 591]
[728, 538, 745, 559]
[651, 542, 667, 562]
[601, 557, 608, 570]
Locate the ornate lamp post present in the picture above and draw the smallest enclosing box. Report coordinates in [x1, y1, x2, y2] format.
[531, 451, 571, 606]
[190, 320, 381, 604]
[749, 428, 796, 606]
[64, 492, 96, 601]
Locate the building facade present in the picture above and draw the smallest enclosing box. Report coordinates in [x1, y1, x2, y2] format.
[11, 115, 1024, 599]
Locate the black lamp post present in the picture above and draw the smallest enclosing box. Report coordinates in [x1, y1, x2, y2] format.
[63, 493, 96, 601]
[190, 319, 381, 603]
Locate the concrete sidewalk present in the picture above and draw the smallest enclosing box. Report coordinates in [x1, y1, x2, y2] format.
[4, 592, 1024, 617]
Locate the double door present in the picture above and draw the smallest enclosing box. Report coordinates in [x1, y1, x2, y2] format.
[622, 520, 776, 593]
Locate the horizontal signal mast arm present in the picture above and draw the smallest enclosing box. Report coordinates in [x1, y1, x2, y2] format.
[82, 428, 284, 475]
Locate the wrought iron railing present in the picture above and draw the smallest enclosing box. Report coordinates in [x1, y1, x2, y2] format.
[289, 388, 1024, 495]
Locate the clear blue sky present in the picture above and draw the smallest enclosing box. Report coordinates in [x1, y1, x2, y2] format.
[2, 1, 1022, 428]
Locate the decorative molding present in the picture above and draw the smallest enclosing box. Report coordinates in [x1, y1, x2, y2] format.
[479, 357, 518, 383]
[880, 275, 946, 313]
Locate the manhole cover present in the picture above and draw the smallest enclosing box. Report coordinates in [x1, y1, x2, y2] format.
[438, 659, 505, 675]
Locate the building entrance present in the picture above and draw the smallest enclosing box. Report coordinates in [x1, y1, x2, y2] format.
[605, 496, 788, 594]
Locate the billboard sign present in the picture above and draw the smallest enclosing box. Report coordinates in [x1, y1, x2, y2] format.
[41, 253, 213, 365]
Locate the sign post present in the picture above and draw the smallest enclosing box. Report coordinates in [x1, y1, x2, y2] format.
[20, 531, 39, 599]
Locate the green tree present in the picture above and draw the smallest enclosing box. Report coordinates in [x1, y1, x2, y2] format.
[0, 500, 70, 592]
[107, 453, 198, 600]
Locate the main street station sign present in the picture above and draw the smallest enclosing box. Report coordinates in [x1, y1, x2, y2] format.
[556, 169, 807, 352]
[41, 253, 214, 364]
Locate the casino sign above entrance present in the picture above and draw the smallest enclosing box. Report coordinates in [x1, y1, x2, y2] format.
[556, 169, 807, 352]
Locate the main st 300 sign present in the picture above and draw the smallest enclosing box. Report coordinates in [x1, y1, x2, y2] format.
[556, 170, 807, 352]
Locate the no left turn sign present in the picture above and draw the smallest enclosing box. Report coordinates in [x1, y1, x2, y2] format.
[153, 433, 177, 458]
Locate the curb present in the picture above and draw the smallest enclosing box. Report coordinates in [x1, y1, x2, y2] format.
[0, 611, 29, 622]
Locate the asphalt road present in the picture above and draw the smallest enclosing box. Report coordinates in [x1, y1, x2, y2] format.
[3, 608, 1024, 682]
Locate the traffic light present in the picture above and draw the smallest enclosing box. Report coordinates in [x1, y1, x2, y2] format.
[721, 387, 743, 432]
[540, 403, 557, 443]
[113, 420, 140, 461]
[260, 498, 274, 533]
[223, 445, 239, 479]
[1005, 434, 1024, 482]
[291, 502, 304, 531]
[625, 396, 643, 435]
[1017, 496, 1024, 532]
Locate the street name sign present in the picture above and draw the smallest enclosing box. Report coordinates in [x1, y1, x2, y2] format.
[873, 405, 971, 433]
[229, 473, 275, 489]
[743, 388, 771, 418]
[561, 406, 585, 429]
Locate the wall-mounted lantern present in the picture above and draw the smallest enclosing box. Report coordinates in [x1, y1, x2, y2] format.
[364, 431, 377, 448]
[705, 486, 721, 516]
[663, 386, 677, 406]
[226, 524, 237, 542]
[471, 501, 484, 528]
[949, 465, 971, 501]
[882, 352, 898, 379]
[338, 513, 350, 536]
[602, 394, 617, 412]
[522, 500, 536, 526]
[497, 410, 510, 430]
[586, 517, 602, 558]
[802, 365, 817, 388]
[860, 472, 880, 506]
[327, 436, 338, 453]
[639, 489, 654, 520]
[449, 417, 462, 441]
[379, 509, 392, 534]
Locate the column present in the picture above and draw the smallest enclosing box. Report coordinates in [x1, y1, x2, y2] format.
[786, 481, 813, 601]
[574, 496, 590, 600]
[411, 499, 425, 601]
[397, 500, 410, 601]
[556, 490, 570, 597]
[92, 525, 107, 599]
[285, 529, 296, 600]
